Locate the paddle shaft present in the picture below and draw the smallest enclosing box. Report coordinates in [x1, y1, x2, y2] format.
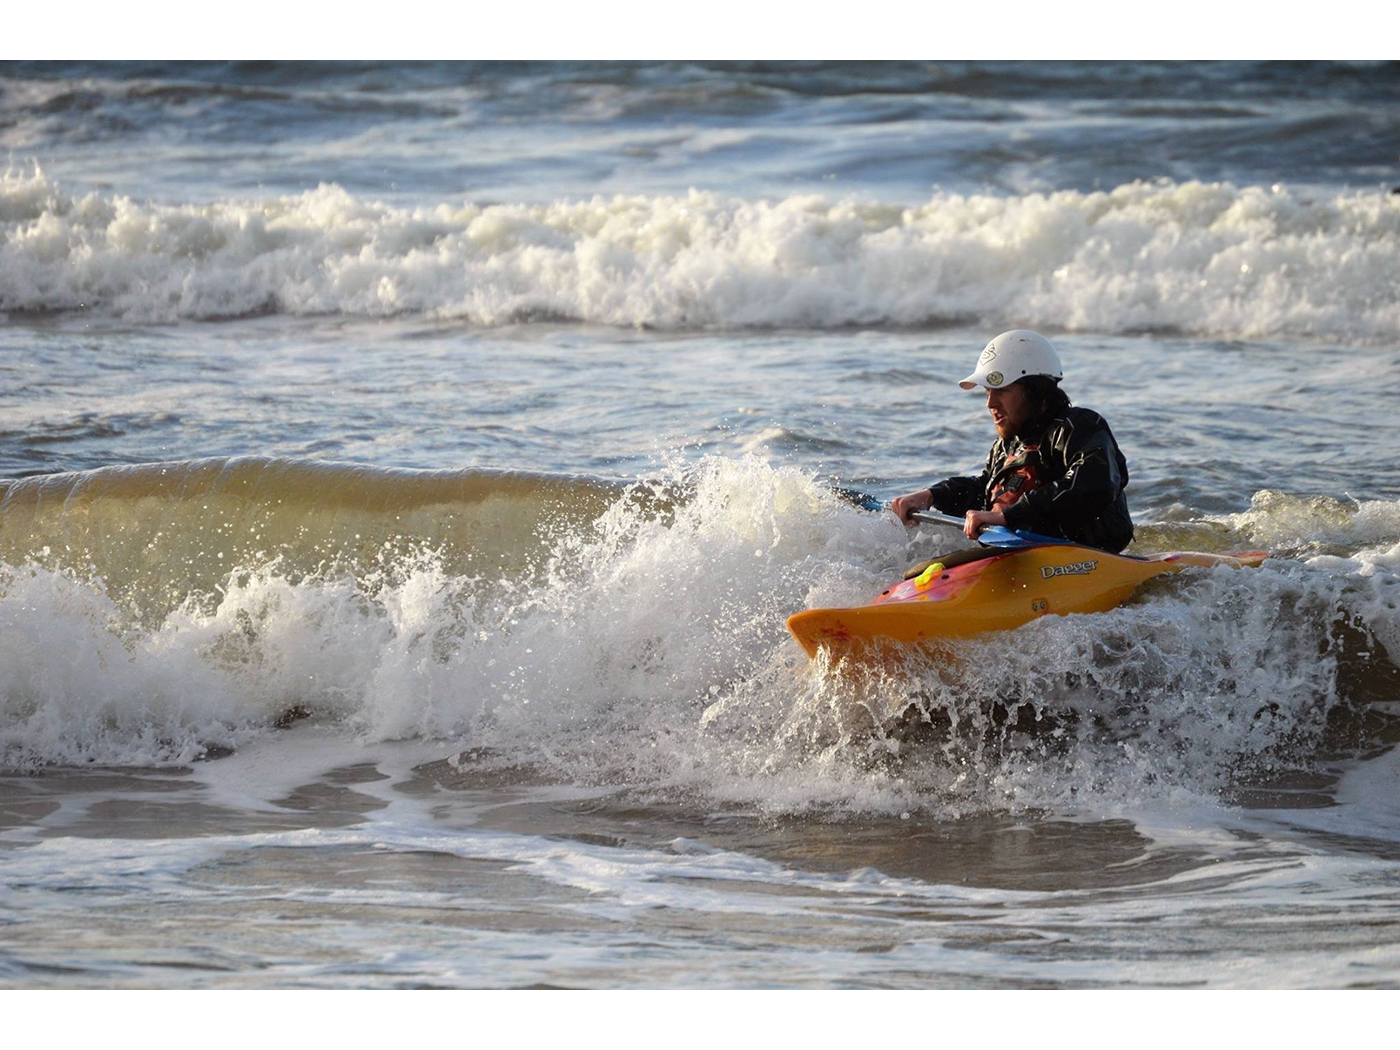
[910, 510, 966, 529]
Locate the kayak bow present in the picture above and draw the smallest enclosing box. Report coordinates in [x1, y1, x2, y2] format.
[787, 542, 1267, 659]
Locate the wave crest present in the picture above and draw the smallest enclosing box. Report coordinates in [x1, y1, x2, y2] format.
[4, 167, 1397, 342]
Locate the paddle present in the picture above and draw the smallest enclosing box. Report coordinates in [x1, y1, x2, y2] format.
[909, 510, 1071, 549]
[831, 485, 1069, 549]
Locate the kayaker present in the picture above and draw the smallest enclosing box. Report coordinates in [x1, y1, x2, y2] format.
[889, 330, 1134, 553]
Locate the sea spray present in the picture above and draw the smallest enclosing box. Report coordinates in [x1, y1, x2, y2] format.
[1, 454, 1393, 815]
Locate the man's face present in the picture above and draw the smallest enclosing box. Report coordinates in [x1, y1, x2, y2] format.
[985, 381, 1033, 440]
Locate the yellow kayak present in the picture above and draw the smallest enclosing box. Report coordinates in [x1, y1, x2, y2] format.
[788, 542, 1267, 659]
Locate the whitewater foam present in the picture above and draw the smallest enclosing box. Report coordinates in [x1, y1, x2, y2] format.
[1208, 490, 1400, 666]
[4, 167, 1397, 342]
[1219, 490, 1400, 555]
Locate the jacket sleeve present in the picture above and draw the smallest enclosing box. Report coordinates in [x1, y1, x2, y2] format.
[1001, 423, 1123, 534]
[928, 446, 995, 517]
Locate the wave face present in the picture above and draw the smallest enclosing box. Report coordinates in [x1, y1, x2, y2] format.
[3, 456, 1397, 815]
[0, 457, 621, 616]
[3, 168, 1397, 343]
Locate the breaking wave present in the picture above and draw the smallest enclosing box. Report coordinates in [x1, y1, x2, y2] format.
[2, 455, 1397, 815]
[4, 166, 1398, 343]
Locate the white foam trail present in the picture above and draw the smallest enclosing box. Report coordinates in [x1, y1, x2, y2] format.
[3, 166, 1397, 342]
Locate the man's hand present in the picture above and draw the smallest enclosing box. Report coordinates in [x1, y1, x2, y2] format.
[963, 508, 1006, 539]
[889, 488, 933, 525]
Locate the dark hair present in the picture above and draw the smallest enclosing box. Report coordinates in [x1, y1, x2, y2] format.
[1019, 375, 1071, 422]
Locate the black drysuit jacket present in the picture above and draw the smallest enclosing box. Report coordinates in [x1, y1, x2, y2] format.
[928, 406, 1134, 553]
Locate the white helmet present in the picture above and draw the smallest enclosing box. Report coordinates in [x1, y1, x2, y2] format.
[958, 330, 1063, 390]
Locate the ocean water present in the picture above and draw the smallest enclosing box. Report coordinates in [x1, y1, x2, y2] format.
[3, 60, 1400, 989]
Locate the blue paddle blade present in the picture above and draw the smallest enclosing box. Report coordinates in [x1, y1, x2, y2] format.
[831, 486, 886, 512]
[973, 525, 1073, 549]
[907, 511, 1072, 549]
[853, 493, 886, 512]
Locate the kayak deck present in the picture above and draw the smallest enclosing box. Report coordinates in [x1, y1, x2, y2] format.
[787, 544, 1267, 659]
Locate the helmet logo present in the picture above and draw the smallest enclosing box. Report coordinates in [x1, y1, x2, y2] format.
[979, 347, 997, 364]
[986, 370, 1004, 386]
